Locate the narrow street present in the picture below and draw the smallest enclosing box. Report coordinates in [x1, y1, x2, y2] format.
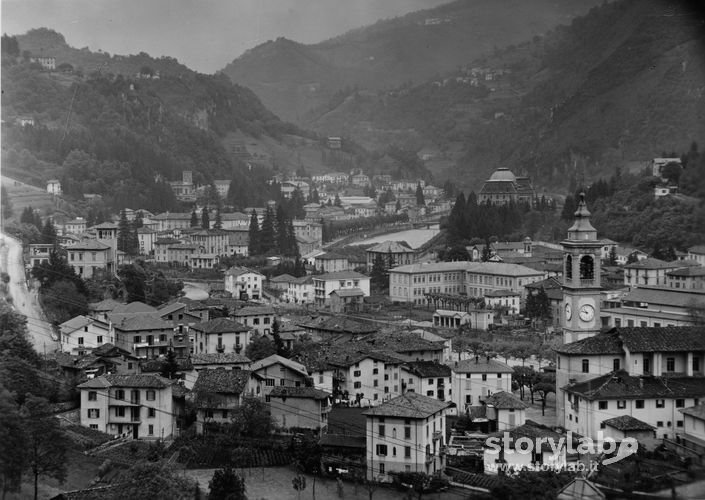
[0, 233, 58, 353]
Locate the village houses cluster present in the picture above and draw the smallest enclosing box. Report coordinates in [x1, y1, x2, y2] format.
[41, 165, 705, 488]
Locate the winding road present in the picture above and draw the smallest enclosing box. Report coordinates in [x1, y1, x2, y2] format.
[0, 233, 58, 353]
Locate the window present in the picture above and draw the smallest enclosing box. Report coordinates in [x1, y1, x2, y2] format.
[134, 336, 141, 344]
[598, 401, 608, 410]
[264, 317, 270, 324]
[666, 357, 675, 372]
[78, 337, 84, 345]
[694, 357, 701, 373]
[379, 463, 385, 474]
[280, 379, 286, 386]
[600, 422, 606, 429]
[677, 420, 684, 428]
[617, 400, 626, 409]
[115, 389, 125, 400]
[115, 407, 125, 417]
[266, 379, 275, 387]
[657, 421, 663, 427]
[426, 390, 434, 397]
[88, 409, 100, 418]
[373, 380, 379, 387]
[146, 390, 155, 401]
[97, 335, 103, 344]
[90, 424, 98, 430]
[676, 399, 685, 408]
[372, 368, 378, 375]
[405, 446, 411, 458]
[582, 359, 589, 373]
[497, 373, 502, 378]
[354, 370, 361, 377]
[159, 334, 166, 342]
[354, 382, 361, 389]
[482, 374, 487, 381]
[148, 425, 154, 435]
[405, 426, 411, 439]
[376, 444, 388, 456]
[148, 408, 156, 418]
[222, 410, 228, 419]
[656, 399, 665, 408]
[613, 359, 620, 371]
[636, 400, 645, 409]
[88, 391, 97, 401]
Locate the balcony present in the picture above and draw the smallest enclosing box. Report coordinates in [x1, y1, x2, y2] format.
[432, 431, 443, 441]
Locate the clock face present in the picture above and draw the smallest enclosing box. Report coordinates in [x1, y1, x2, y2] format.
[579, 304, 595, 322]
[565, 303, 572, 321]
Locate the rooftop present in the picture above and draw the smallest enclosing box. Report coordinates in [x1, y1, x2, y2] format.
[66, 240, 111, 251]
[233, 305, 275, 316]
[602, 415, 655, 431]
[555, 326, 705, 355]
[313, 270, 368, 281]
[363, 392, 451, 419]
[367, 241, 415, 254]
[625, 258, 680, 270]
[484, 391, 529, 410]
[191, 317, 249, 334]
[450, 357, 514, 374]
[403, 360, 451, 378]
[190, 352, 251, 366]
[269, 386, 331, 400]
[225, 266, 264, 277]
[192, 369, 253, 395]
[78, 374, 172, 389]
[564, 370, 705, 400]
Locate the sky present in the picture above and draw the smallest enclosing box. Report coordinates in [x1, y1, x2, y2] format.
[1, 0, 451, 73]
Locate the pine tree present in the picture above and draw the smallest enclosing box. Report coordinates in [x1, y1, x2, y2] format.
[214, 206, 222, 230]
[41, 218, 57, 245]
[201, 207, 210, 229]
[117, 209, 131, 253]
[370, 254, 387, 289]
[260, 206, 276, 254]
[248, 210, 260, 256]
[275, 204, 287, 254]
[415, 183, 425, 206]
[190, 210, 199, 227]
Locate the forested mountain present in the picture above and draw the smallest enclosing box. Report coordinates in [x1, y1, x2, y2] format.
[305, 0, 705, 193]
[1, 30, 308, 213]
[221, 0, 601, 122]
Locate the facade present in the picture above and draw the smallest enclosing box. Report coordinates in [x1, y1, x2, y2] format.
[47, 179, 62, 195]
[64, 217, 87, 234]
[483, 391, 528, 431]
[151, 212, 193, 231]
[484, 422, 566, 474]
[388, 261, 544, 305]
[220, 212, 250, 230]
[109, 312, 189, 359]
[478, 167, 535, 206]
[401, 361, 451, 402]
[448, 357, 513, 413]
[232, 305, 275, 335]
[224, 266, 264, 300]
[624, 258, 683, 288]
[78, 374, 176, 439]
[28, 243, 53, 268]
[66, 240, 114, 278]
[59, 315, 112, 355]
[602, 287, 705, 328]
[190, 318, 251, 355]
[666, 266, 705, 290]
[313, 271, 371, 308]
[136, 228, 156, 255]
[315, 252, 350, 273]
[249, 354, 310, 396]
[679, 403, 705, 462]
[484, 289, 521, 314]
[329, 288, 365, 313]
[555, 326, 705, 434]
[268, 386, 332, 431]
[366, 241, 416, 270]
[687, 245, 705, 266]
[363, 392, 451, 481]
[192, 369, 260, 433]
[227, 229, 250, 256]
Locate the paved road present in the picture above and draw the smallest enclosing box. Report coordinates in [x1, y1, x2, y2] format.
[0, 233, 58, 352]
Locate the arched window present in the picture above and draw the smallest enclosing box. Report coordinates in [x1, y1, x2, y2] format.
[580, 255, 594, 281]
[565, 255, 573, 280]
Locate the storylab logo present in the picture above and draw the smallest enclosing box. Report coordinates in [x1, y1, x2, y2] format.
[485, 431, 638, 466]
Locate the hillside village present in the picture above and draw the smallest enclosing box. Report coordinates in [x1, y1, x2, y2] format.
[2, 1, 705, 499]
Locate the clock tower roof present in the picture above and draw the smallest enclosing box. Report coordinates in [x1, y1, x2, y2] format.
[567, 193, 598, 241]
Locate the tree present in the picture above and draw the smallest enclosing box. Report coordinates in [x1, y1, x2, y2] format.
[534, 373, 556, 416]
[245, 335, 276, 361]
[260, 206, 275, 254]
[0, 386, 27, 500]
[661, 161, 682, 185]
[231, 396, 274, 438]
[626, 251, 640, 265]
[248, 210, 260, 256]
[117, 209, 137, 254]
[42, 279, 89, 325]
[190, 210, 199, 227]
[207, 467, 246, 500]
[415, 183, 425, 206]
[607, 246, 618, 266]
[214, 207, 223, 230]
[525, 288, 551, 322]
[201, 208, 210, 229]
[271, 319, 286, 357]
[334, 193, 341, 207]
[370, 254, 388, 289]
[21, 395, 69, 500]
[102, 461, 196, 500]
[40, 218, 57, 245]
[161, 349, 179, 379]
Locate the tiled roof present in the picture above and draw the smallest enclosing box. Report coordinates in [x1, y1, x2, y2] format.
[316, 252, 347, 260]
[564, 370, 705, 400]
[111, 301, 157, 314]
[271, 274, 297, 283]
[555, 326, 705, 355]
[602, 415, 654, 431]
[390, 261, 543, 276]
[191, 317, 249, 334]
[157, 302, 188, 316]
[358, 330, 444, 353]
[250, 354, 309, 377]
[234, 305, 275, 316]
[77, 374, 171, 389]
[190, 352, 251, 365]
[192, 369, 252, 395]
[403, 361, 451, 378]
[450, 357, 514, 374]
[363, 392, 451, 419]
[269, 386, 331, 400]
[225, 266, 263, 277]
[92, 343, 135, 358]
[484, 391, 529, 410]
[556, 478, 605, 500]
[367, 241, 414, 253]
[88, 299, 124, 312]
[59, 315, 92, 332]
[313, 271, 368, 281]
[299, 316, 377, 335]
[66, 240, 111, 251]
[688, 245, 705, 255]
[152, 212, 192, 220]
[484, 289, 520, 297]
[108, 312, 171, 331]
[680, 403, 705, 420]
[621, 286, 705, 308]
[486, 421, 563, 448]
[667, 267, 705, 277]
[624, 258, 676, 269]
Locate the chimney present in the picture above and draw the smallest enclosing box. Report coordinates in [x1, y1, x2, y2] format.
[639, 377, 644, 389]
[486, 355, 490, 362]
[475, 355, 479, 364]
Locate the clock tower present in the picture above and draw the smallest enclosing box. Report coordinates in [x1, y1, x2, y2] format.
[562, 193, 602, 343]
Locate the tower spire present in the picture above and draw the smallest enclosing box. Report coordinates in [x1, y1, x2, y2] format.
[567, 192, 597, 240]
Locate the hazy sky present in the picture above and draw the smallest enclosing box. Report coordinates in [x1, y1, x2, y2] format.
[2, 0, 451, 73]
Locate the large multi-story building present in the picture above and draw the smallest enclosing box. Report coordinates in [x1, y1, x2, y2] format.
[478, 167, 535, 205]
[366, 241, 416, 270]
[363, 392, 451, 481]
[388, 261, 543, 305]
[224, 266, 264, 300]
[66, 240, 114, 278]
[313, 271, 371, 308]
[447, 357, 513, 413]
[190, 318, 251, 355]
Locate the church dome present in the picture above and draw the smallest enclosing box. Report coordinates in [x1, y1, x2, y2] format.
[488, 167, 517, 182]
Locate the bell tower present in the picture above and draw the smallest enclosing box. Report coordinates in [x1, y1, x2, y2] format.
[562, 193, 602, 344]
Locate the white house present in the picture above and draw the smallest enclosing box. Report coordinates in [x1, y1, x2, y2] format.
[483, 391, 528, 430]
[59, 315, 112, 355]
[249, 354, 310, 396]
[401, 361, 451, 402]
[313, 271, 370, 308]
[363, 392, 451, 481]
[190, 318, 251, 355]
[232, 305, 275, 336]
[224, 266, 264, 300]
[448, 357, 513, 413]
[78, 374, 177, 439]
